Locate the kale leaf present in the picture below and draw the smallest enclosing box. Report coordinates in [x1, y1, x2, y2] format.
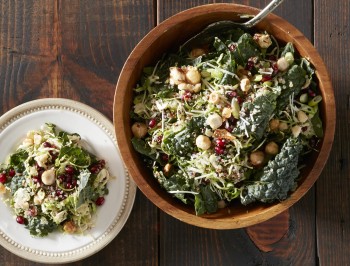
[233, 89, 277, 140]
[162, 117, 205, 158]
[280, 42, 295, 57]
[276, 65, 306, 109]
[310, 110, 324, 138]
[232, 33, 261, 66]
[240, 137, 303, 205]
[25, 216, 58, 237]
[194, 185, 218, 215]
[131, 137, 159, 162]
[153, 166, 194, 204]
[7, 175, 26, 195]
[9, 149, 28, 173]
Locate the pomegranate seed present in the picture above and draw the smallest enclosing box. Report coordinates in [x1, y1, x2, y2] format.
[16, 216, 25, 224]
[8, 169, 16, 177]
[149, 118, 157, 128]
[182, 91, 192, 101]
[99, 160, 106, 167]
[156, 135, 163, 143]
[49, 151, 58, 161]
[272, 63, 279, 74]
[161, 154, 169, 161]
[261, 75, 272, 82]
[269, 55, 277, 61]
[43, 142, 52, 148]
[65, 165, 75, 175]
[66, 183, 72, 189]
[228, 43, 237, 51]
[215, 146, 225, 155]
[58, 174, 65, 182]
[96, 197, 105, 206]
[216, 139, 226, 148]
[245, 60, 255, 71]
[90, 166, 98, 174]
[72, 179, 77, 187]
[0, 173, 7, 183]
[236, 96, 244, 104]
[226, 91, 237, 99]
[308, 89, 316, 97]
[65, 175, 72, 183]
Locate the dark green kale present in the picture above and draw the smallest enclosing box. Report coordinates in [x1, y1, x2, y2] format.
[131, 137, 160, 162]
[280, 42, 295, 57]
[7, 175, 26, 195]
[194, 185, 218, 215]
[153, 166, 194, 204]
[25, 216, 58, 237]
[240, 137, 303, 205]
[233, 89, 277, 141]
[310, 110, 324, 138]
[212, 37, 237, 85]
[162, 117, 205, 158]
[276, 65, 306, 110]
[179, 21, 244, 52]
[9, 149, 28, 173]
[232, 33, 261, 66]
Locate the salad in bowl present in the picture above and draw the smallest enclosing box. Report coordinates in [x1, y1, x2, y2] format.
[130, 26, 323, 215]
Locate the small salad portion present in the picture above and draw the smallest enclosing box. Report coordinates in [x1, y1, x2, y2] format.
[0, 123, 111, 237]
[130, 27, 323, 215]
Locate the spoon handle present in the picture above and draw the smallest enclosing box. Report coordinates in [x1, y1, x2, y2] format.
[243, 0, 285, 28]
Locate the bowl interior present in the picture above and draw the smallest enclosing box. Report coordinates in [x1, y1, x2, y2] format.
[113, 4, 335, 229]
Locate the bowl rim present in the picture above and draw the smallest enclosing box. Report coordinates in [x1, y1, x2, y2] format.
[113, 3, 336, 229]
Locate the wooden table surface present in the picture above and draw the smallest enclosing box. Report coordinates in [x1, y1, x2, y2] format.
[0, 0, 347, 265]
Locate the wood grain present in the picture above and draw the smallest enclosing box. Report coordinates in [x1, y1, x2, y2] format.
[0, 1, 158, 265]
[315, 0, 350, 265]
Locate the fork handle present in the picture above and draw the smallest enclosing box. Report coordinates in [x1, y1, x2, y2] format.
[243, 0, 285, 28]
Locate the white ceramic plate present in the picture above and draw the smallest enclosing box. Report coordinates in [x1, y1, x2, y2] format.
[0, 98, 136, 263]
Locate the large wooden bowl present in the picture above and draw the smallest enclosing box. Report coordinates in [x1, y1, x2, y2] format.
[113, 4, 335, 229]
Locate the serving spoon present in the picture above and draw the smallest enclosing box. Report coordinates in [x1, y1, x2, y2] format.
[181, 0, 285, 50]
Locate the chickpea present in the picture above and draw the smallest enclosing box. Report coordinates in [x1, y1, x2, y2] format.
[278, 122, 289, 131]
[0, 183, 6, 194]
[265, 141, 279, 155]
[206, 113, 223, 130]
[169, 67, 185, 85]
[190, 48, 206, 58]
[269, 119, 280, 132]
[185, 66, 201, 85]
[131, 122, 148, 139]
[250, 151, 265, 167]
[297, 110, 308, 123]
[41, 168, 56, 185]
[63, 220, 77, 234]
[217, 200, 226, 209]
[277, 57, 289, 72]
[208, 92, 220, 104]
[163, 163, 172, 176]
[195, 135, 211, 150]
[221, 107, 232, 119]
[240, 78, 251, 93]
[292, 125, 302, 138]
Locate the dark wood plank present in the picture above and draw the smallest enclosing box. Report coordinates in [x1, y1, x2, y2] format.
[314, 0, 350, 265]
[157, 1, 316, 265]
[0, 0, 158, 265]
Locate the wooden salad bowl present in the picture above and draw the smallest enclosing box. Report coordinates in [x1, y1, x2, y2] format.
[113, 4, 335, 229]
